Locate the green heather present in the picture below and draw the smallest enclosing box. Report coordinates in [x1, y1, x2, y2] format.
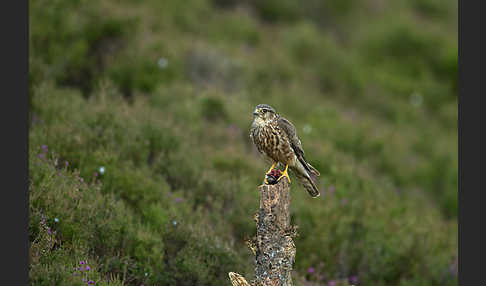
[29, 0, 457, 285]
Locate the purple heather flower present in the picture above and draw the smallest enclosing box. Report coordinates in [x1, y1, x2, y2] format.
[38, 153, 45, 159]
[307, 267, 315, 273]
[47, 227, 51, 235]
[85, 265, 91, 271]
[349, 275, 358, 284]
[41, 145, 48, 152]
[449, 262, 457, 276]
[328, 185, 335, 194]
[80, 261, 86, 265]
[88, 280, 95, 285]
[329, 280, 336, 286]
[65, 161, 69, 167]
[174, 197, 184, 203]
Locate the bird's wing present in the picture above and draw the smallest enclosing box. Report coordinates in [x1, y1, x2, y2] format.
[278, 116, 320, 177]
[277, 116, 305, 157]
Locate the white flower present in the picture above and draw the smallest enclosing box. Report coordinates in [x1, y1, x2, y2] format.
[410, 92, 423, 107]
[99, 166, 105, 175]
[54, 218, 59, 223]
[303, 124, 312, 134]
[157, 57, 168, 69]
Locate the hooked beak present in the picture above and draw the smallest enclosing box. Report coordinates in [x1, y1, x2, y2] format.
[253, 111, 259, 116]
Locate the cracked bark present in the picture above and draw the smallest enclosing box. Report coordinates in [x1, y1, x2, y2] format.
[229, 178, 297, 286]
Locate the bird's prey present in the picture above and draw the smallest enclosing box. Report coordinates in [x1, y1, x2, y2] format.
[250, 104, 321, 197]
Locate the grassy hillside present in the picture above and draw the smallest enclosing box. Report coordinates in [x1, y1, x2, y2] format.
[29, 0, 457, 285]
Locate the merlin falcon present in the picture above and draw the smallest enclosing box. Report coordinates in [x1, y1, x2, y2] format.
[250, 104, 321, 197]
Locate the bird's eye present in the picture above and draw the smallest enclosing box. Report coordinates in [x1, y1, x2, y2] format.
[262, 109, 267, 113]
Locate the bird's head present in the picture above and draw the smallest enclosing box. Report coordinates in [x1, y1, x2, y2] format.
[252, 104, 278, 124]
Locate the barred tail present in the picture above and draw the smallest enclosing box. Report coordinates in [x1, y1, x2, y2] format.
[291, 162, 320, 198]
[297, 155, 320, 177]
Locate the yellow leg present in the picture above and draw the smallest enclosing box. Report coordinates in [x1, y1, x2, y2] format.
[277, 164, 291, 183]
[266, 163, 276, 174]
[264, 163, 276, 184]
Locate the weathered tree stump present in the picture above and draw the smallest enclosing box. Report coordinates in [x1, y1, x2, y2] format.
[230, 178, 297, 286]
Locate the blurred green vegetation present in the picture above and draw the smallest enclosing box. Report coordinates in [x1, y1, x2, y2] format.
[29, 0, 457, 285]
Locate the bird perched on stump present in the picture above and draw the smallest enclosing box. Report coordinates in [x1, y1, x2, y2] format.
[250, 104, 321, 197]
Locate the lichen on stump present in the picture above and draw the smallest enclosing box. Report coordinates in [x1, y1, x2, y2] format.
[229, 178, 297, 286]
[229, 272, 251, 286]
